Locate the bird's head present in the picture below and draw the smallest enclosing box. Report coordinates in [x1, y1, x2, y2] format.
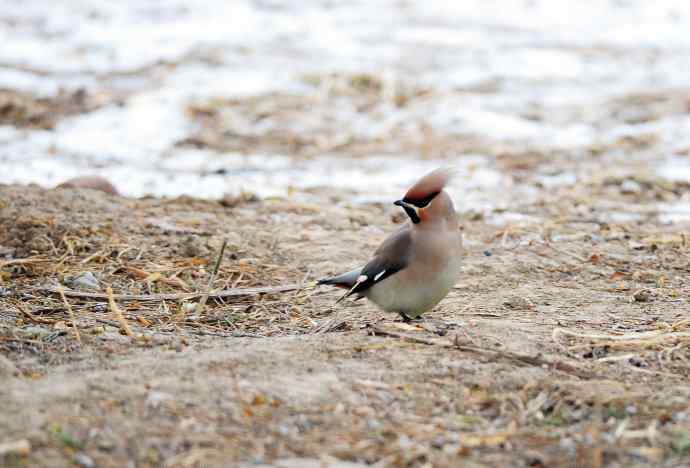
[394, 168, 456, 225]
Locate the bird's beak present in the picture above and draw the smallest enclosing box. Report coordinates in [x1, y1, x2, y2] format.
[394, 200, 421, 224]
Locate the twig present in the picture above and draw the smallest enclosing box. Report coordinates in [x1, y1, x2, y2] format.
[370, 325, 600, 379]
[92, 317, 121, 328]
[195, 238, 228, 316]
[311, 308, 348, 334]
[553, 326, 690, 351]
[40, 284, 301, 302]
[0, 258, 51, 268]
[597, 353, 637, 363]
[58, 286, 81, 345]
[14, 303, 53, 325]
[188, 329, 262, 338]
[107, 287, 134, 338]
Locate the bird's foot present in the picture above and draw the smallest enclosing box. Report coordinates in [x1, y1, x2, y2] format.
[397, 312, 422, 323]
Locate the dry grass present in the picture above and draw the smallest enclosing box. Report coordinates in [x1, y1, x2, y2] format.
[1, 183, 689, 467]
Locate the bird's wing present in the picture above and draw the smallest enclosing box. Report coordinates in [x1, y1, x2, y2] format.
[344, 225, 413, 298]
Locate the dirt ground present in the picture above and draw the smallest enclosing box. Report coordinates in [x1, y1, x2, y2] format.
[1, 176, 689, 467]
[4, 2, 690, 466]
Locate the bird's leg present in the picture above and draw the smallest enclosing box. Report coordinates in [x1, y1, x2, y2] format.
[398, 311, 413, 322]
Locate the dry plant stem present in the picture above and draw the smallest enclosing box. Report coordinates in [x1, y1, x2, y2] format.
[107, 286, 134, 338]
[370, 326, 600, 379]
[0, 257, 52, 268]
[553, 325, 690, 351]
[312, 307, 344, 334]
[41, 284, 300, 302]
[58, 286, 81, 345]
[195, 238, 228, 316]
[14, 302, 53, 325]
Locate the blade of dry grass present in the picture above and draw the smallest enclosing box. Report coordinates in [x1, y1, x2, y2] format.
[0, 257, 51, 268]
[107, 286, 134, 338]
[41, 284, 301, 302]
[370, 325, 601, 379]
[58, 286, 81, 345]
[195, 238, 228, 316]
[553, 324, 690, 351]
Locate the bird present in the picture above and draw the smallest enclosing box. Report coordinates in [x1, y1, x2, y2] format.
[318, 168, 463, 321]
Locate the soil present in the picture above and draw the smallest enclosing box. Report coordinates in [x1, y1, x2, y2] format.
[1, 181, 689, 468]
[3, 3, 690, 466]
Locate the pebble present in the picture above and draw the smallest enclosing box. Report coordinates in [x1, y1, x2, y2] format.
[631, 289, 653, 303]
[620, 179, 643, 195]
[66, 271, 100, 290]
[17, 326, 51, 339]
[503, 295, 535, 310]
[145, 391, 173, 410]
[74, 452, 95, 468]
[0, 439, 31, 457]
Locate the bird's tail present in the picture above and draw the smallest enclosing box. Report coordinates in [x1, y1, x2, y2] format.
[317, 268, 362, 289]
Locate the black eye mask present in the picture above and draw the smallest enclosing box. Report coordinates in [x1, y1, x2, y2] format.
[402, 190, 440, 208]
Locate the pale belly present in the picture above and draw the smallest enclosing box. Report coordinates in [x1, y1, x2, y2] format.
[365, 253, 462, 318]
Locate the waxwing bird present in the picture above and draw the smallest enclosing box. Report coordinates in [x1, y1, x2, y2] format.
[318, 168, 463, 320]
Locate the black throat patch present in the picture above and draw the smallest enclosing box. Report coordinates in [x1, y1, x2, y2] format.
[401, 204, 421, 224]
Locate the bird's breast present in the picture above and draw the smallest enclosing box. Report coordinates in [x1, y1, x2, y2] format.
[366, 233, 462, 317]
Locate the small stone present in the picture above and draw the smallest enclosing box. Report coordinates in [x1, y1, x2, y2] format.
[620, 179, 642, 195]
[630, 447, 664, 463]
[0, 439, 31, 456]
[503, 296, 535, 310]
[66, 271, 100, 290]
[631, 289, 653, 303]
[145, 391, 173, 410]
[74, 452, 95, 468]
[18, 326, 51, 339]
[0, 245, 15, 257]
[96, 438, 116, 451]
[559, 437, 575, 451]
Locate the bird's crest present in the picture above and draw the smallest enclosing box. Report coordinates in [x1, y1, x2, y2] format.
[402, 167, 456, 207]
